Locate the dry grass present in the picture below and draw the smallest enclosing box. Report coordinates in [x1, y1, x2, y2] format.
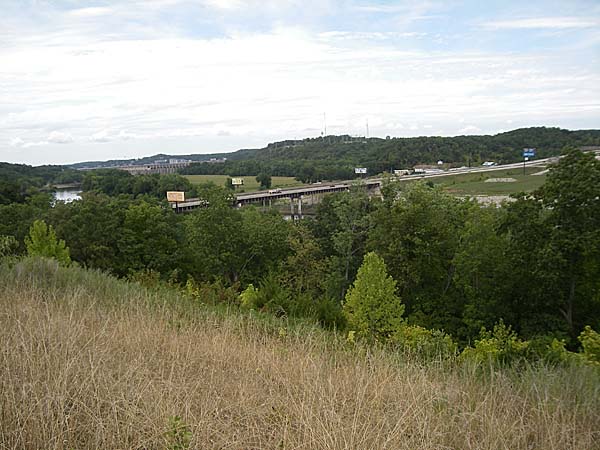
[1, 259, 599, 449]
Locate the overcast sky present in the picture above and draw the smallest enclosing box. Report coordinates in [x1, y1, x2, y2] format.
[1, 0, 599, 165]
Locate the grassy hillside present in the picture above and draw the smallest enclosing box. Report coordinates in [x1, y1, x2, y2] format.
[184, 175, 301, 191]
[411, 166, 548, 195]
[1, 258, 599, 449]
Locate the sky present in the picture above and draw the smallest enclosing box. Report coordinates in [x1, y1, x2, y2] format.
[1, 0, 599, 165]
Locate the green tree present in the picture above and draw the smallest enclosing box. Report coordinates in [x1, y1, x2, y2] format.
[48, 193, 125, 272]
[184, 205, 246, 283]
[494, 148, 600, 341]
[497, 193, 566, 338]
[331, 187, 373, 298]
[25, 219, 71, 266]
[238, 208, 291, 283]
[453, 206, 513, 338]
[343, 251, 404, 340]
[118, 200, 184, 276]
[311, 185, 375, 300]
[157, 174, 194, 198]
[255, 173, 272, 190]
[535, 148, 600, 335]
[368, 182, 471, 334]
[279, 223, 326, 297]
[0, 193, 52, 252]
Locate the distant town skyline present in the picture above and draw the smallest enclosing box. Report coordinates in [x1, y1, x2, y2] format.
[1, 0, 599, 165]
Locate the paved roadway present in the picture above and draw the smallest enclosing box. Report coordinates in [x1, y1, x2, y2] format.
[174, 150, 600, 210]
[234, 156, 555, 204]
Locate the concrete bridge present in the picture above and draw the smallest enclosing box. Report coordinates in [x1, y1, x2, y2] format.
[172, 180, 381, 215]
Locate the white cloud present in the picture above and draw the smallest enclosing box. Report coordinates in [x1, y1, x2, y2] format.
[203, 0, 246, 10]
[319, 31, 426, 41]
[353, 2, 434, 15]
[47, 131, 74, 144]
[23, 140, 49, 149]
[118, 130, 136, 140]
[0, 1, 599, 164]
[483, 17, 600, 30]
[2, 28, 598, 162]
[68, 7, 114, 18]
[459, 125, 482, 134]
[9, 136, 49, 148]
[9, 137, 24, 147]
[90, 130, 111, 143]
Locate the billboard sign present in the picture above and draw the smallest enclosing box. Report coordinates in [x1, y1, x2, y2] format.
[166, 191, 185, 202]
[231, 177, 244, 186]
[354, 167, 367, 174]
[523, 148, 536, 157]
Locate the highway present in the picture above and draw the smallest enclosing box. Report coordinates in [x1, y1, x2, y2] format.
[234, 155, 555, 205]
[173, 150, 599, 211]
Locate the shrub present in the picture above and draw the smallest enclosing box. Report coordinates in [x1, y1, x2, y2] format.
[185, 277, 239, 305]
[314, 296, 346, 330]
[460, 320, 529, 366]
[0, 235, 18, 258]
[390, 325, 457, 359]
[239, 273, 290, 316]
[527, 336, 572, 365]
[239, 283, 260, 309]
[165, 416, 192, 450]
[128, 269, 162, 288]
[579, 326, 600, 366]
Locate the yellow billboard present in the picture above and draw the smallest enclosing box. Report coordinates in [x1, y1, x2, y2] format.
[166, 191, 185, 202]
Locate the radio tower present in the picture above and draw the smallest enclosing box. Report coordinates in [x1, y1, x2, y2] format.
[366, 119, 369, 138]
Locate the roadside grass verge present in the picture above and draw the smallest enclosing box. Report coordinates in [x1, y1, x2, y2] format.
[394, 166, 546, 196]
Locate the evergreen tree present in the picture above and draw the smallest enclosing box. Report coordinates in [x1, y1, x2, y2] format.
[343, 251, 404, 340]
[25, 220, 71, 266]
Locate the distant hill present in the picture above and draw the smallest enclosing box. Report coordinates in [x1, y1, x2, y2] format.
[71, 127, 600, 182]
[68, 152, 235, 169]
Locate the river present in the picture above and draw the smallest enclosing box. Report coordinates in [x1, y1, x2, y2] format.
[53, 189, 82, 203]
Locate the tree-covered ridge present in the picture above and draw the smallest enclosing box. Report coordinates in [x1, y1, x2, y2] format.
[180, 127, 600, 182]
[80, 169, 203, 199]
